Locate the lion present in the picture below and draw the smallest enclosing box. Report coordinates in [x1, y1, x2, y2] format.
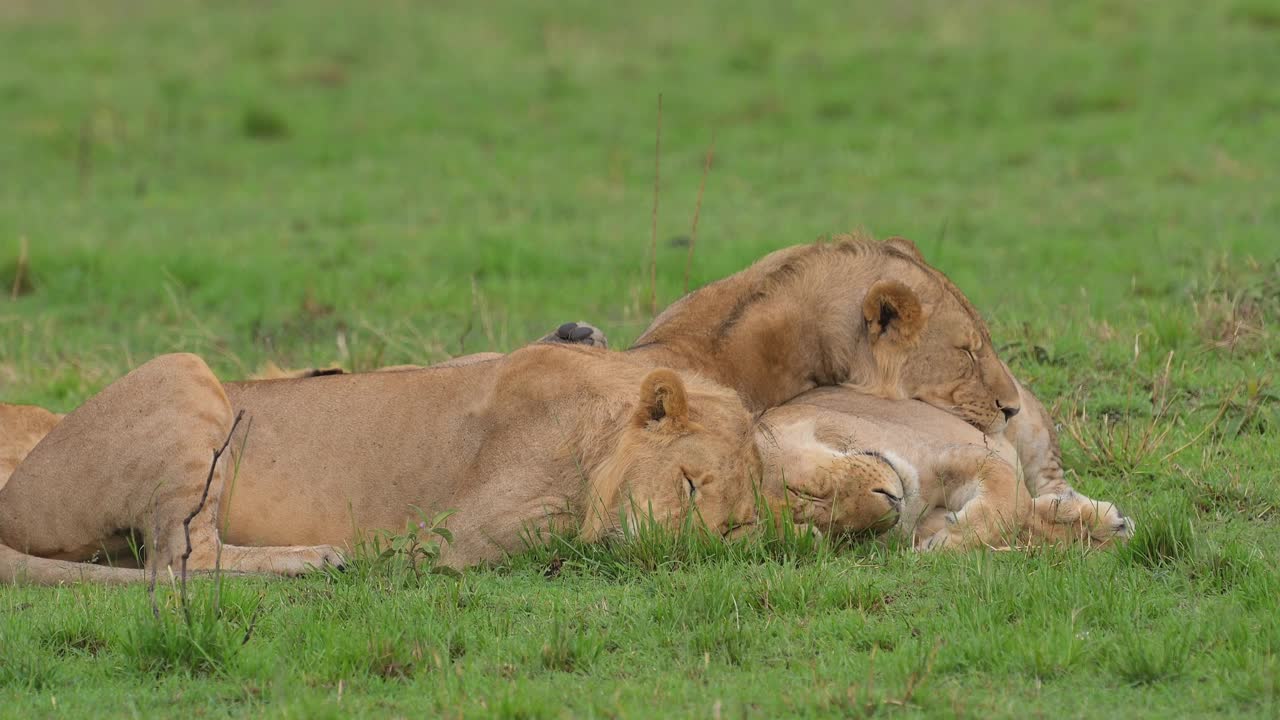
[0, 344, 896, 585]
[0, 403, 62, 491]
[627, 234, 1067, 500]
[758, 386, 1132, 549]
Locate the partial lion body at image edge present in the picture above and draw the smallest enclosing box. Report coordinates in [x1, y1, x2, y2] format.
[0, 345, 763, 585]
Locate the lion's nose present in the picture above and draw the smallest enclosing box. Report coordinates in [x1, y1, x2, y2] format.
[1000, 404, 1020, 421]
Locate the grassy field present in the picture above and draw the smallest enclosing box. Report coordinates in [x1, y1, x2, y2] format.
[2, 0, 1279, 716]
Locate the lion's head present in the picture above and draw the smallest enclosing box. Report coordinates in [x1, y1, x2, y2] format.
[755, 410, 906, 536]
[581, 369, 763, 540]
[859, 237, 1022, 434]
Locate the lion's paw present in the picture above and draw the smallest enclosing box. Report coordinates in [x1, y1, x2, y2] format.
[1030, 492, 1134, 548]
[264, 545, 346, 576]
[918, 528, 958, 552]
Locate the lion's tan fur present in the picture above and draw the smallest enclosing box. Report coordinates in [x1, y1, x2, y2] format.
[0, 346, 762, 585]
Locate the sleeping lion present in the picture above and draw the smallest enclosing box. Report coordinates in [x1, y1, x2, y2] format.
[4, 345, 838, 585]
[758, 387, 1132, 549]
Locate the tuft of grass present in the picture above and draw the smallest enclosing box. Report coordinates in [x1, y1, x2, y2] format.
[1191, 256, 1278, 353]
[0, 629, 57, 690]
[1062, 356, 1178, 477]
[1189, 537, 1266, 593]
[1117, 499, 1196, 568]
[508, 491, 832, 581]
[241, 105, 290, 140]
[1111, 623, 1195, 686]
[119, 581, 261, 676]
[539, 614, 602, 673]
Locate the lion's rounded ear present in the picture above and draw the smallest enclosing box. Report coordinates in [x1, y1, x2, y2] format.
[884, 237, 925, 262]
[634, 369, 690, 429]
[863, 280, 924, 345]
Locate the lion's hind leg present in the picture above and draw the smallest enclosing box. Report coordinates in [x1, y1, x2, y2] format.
[0, 353, 341, 584]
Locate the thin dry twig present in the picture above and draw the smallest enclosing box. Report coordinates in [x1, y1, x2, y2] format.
[10, 236, 28, 301]
[180, 410, 246, 620]
[77, 115, 93, 192]
[1160, 382, 1241, 463]
[241, 595, 265, 646]
[683, 132, 715, 295]
[648, 93, 663, 317]
[148, 516, 161, 620]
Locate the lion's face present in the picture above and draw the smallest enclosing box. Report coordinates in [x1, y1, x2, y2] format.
[862, 261, 1022, 435]
[899, 296, 1022, 435]
[779, 450, 905, 536]
[584, 370, 763, 540]
[754, 414, 906, 537]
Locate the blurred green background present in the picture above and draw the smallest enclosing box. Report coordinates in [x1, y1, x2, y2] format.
[2, 0, 1276, 406]
[1, 3, 1278, 717]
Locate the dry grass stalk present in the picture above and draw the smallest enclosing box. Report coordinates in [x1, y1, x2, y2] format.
[10, 236, 29, 300]
[648, 93, 663, 317]
[683, 132, 716, 295]
[1063, 353, 1177, 472]
[1065, 352, 1244, 474]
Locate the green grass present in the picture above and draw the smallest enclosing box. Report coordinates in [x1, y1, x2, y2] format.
[1, 0, 1278, 716]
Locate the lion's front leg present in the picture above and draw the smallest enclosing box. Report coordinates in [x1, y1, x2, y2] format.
[1025, 491, 1134, 548]
[917, 446, 1031, 551]
[1003, 376, 1072, 497]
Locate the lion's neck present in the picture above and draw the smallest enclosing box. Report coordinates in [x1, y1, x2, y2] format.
[627, 258, 885, 411]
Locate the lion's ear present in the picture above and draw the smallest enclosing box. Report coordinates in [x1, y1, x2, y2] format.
[884, 237, 925, 262]
[863, 280, 924, 345]
[634, 369, 690, 430]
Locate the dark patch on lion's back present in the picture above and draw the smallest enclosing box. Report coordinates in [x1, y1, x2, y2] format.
[305, 368, 346, 378]
[710, 237, 881, 347]
[710, 240, 856, 348]
[712, 288, 768, 349]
